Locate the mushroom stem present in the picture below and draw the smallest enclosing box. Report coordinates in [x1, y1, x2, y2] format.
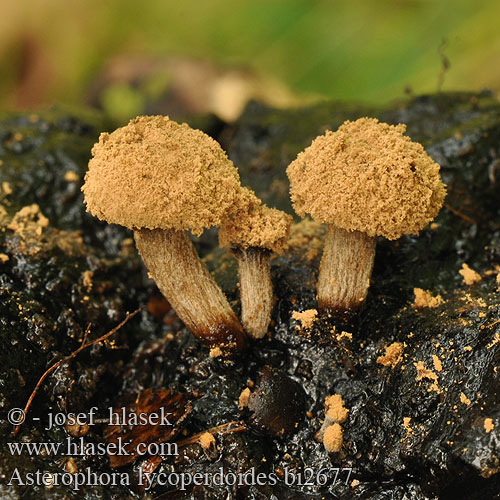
[134, 228, 247, 353]
[235, 247, 273, 339]
[317, 225, 376, 312]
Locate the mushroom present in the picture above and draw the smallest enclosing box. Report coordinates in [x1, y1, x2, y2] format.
[316, 393, 349, 441]
[287, 117, 446, 313]
[82, 115, 248, 354]
[219, 188, 292, 338]
[323, 423, 343, 453]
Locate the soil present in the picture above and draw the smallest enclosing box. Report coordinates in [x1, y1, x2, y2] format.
[1, 92, 500, 499]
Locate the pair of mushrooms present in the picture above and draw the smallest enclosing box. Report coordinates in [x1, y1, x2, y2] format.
[83, 116, 291, 355]
[83, 115, 445, 355]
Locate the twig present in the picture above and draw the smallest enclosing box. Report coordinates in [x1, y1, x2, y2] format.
[13, 307, 143, 436]
[443, 203, 476, 225]
[176, 420, 247, 448]
[437, 38, 450, 92]
[486, 319, 500, 329]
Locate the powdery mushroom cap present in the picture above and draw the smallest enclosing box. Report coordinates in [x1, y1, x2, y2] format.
[325, 394, 349, 424]
[287, 118, 446, 240]
[323, 423, 343, 453]
[219, 188, 292, 254]
[83, 116, 242, 236]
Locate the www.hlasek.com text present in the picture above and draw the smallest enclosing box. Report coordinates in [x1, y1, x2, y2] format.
[8, 436, 178, 458]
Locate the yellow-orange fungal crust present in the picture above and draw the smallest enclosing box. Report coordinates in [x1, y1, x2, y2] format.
[199, 432, 216, 450]
[287, 118, 446, 240]
[219, 188, 292, 254]
[82, 116, 242, 236]
[377, 342, 404, 368]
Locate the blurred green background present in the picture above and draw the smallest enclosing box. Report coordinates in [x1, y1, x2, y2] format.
[2, 0, 499, 122]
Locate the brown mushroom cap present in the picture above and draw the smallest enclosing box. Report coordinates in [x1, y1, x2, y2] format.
[287, 117, 446, 240]
[219, 188, 292, 254]
[83, 116, 242, 236]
